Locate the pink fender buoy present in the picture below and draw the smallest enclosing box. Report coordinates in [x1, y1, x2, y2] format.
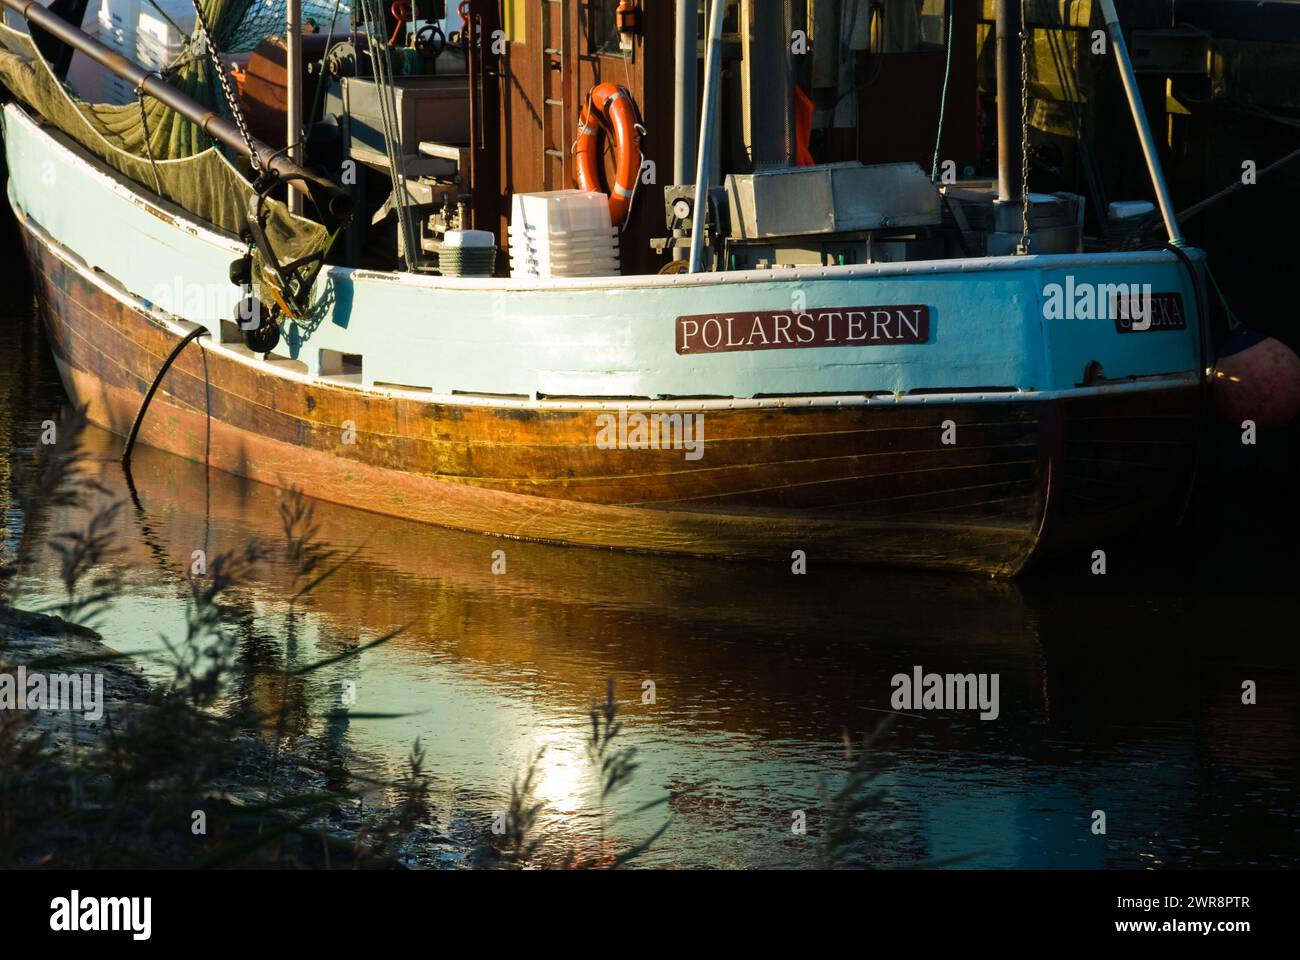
[1212, 330, 1300, 430]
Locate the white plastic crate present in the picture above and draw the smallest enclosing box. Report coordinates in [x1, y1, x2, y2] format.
[510, 252, 620, 266]
[509, 251, 620, 276]
[510, 190, 613, 237]
[509, 245, 619, 263]
[137, 0, 197, 36]
[507, 224, 618, 240]
[508, 231, 617, 253]
[96, 0, 139, 103]
[97, 0, 139, 35]
[509, 258, 621, 278]
[88, 0, 197, 101]
[508, 242, 619, 263]
[508, 190, 621, 277]
[137, 0, 196, 71]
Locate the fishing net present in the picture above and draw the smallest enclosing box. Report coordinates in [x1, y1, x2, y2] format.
[0, 19, 330, 273]
[223, 0, 351, 53]
[1, 0, 352, 160]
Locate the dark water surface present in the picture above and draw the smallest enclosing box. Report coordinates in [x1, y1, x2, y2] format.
[2, 243, 1298, 869]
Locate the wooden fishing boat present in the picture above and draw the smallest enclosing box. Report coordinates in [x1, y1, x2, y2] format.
[0, 0, 1208, 575]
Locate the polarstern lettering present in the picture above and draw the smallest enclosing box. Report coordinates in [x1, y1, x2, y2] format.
[675, 305, 931, 355]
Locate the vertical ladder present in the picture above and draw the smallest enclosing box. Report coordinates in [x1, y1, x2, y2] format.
[541, 0, 568, 189]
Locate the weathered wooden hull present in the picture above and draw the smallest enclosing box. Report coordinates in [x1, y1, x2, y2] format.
[16, 210, 1200, 576]
[2, 98, 1205, 576]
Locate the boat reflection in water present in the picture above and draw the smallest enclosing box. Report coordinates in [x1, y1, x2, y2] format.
[12, 426, 1298, 869]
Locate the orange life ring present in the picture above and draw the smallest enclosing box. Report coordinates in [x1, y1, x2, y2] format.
[573, 82, 644, 227]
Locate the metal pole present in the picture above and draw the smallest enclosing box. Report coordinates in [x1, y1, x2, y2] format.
[672, 0, 696, 260]
[0, 0, 352, 219]
[286, 0, 303, 214]
[465, 5, 477, 225]
[740, 0, 792, 169]
[995, 0, 1018, 203]
[688, 0, 726, 274]
[673, 0, 696, 185]
[1099, 0, 1183, 244]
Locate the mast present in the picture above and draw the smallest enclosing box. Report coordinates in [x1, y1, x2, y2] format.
[286, 0, 303, 214]
[994, 0, 1020, 204]
[688, 0, 726, 274]
[671, 0, 696, 260]
[1098, 0, 1183, 245]
[672, 0, 696, 186]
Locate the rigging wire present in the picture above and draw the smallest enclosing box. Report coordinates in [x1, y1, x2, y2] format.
[357, 0, 419, 270]
[133, 78, 164, 194]
[142, 0, 189, 42]
[930, 0, 954, 182]
[307, 0, 346, 145]
[1178, 143, 1300, 223]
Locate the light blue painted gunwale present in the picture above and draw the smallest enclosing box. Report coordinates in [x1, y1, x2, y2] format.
[4, 102, 1204, 405]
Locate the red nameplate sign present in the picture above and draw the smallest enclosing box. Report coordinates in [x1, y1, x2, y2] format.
[675, 305, 931, 355]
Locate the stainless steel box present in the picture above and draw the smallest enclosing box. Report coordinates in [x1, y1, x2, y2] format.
[330, 75, 470, 168]
[724, 162, 942, 239]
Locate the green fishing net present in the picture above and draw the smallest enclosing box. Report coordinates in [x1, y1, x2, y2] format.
[0, 5, 331, 270]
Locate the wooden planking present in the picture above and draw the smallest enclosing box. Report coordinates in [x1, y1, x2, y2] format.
[40, 245, 1042, 515]
[40, 236, 1042, 463]
[23, 221, 1200, 574]
[55, 359, 1041, 574]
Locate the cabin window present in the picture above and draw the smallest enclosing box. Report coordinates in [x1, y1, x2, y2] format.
[590, 0, 630, 56]
[918, 0, 948, 46]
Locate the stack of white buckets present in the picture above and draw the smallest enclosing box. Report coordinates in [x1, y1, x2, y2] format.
[508, 191, 620, 278]
[67, 0, 197, 105]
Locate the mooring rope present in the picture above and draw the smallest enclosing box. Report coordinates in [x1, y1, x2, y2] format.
[121, 326, 210, 467]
